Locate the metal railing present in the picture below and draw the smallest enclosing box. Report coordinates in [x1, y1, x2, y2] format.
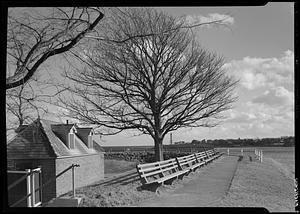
[8, 164, 80, 207]
[8, 167, 42, 207]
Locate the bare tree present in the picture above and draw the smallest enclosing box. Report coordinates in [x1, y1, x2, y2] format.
[6, 7, 231, 90]
[61, 8, 238, 161]
[6, 7, 104, 90]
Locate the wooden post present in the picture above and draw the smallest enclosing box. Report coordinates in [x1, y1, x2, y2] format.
[26, 169, 32, 207]
[241, 149, 243, 155]
[261, 151, 263, 163]
[227, 148, 229, 156]
[38, 166, 42, 205]
[31, 171, 35, 206]
[72, 165, 75, 198]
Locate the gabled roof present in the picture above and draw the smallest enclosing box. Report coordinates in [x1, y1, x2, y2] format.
[7, 120, 56, 159]
[7, 119, 104, 159]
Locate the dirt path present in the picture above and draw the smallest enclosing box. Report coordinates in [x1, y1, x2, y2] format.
[135, 155, 239, 207]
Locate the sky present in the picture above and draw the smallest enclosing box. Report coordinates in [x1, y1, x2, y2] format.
[99, 3, 294, 146]
[7, 3, 295, 146]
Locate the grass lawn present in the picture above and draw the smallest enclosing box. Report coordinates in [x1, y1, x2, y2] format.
[104, 159, 137, 174]
[213, 154, 295, 212]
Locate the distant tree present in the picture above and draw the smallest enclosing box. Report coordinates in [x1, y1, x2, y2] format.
[58, 8, 238, 161]
[191, 140, 201, 145]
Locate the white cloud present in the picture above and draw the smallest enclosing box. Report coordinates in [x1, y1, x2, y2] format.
[242, 71, 266, 90]
[252, 86, 294, 107]
[185, 13, 234, 27]
[226, 111, 257, 123]
[224, 50, 294, 90]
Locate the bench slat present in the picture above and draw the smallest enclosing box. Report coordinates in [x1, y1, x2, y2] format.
[140, 165, 178, 178]
[138, 160, 177, 173]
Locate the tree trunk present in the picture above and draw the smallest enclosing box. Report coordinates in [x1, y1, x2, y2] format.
[154, 137, 164, 161]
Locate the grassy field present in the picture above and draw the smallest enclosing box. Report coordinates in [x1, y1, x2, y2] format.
[104, 159, 137, 175]
[62, 147, 296, 208]
[264, 149, 295, 179]
[213, 147, 296, 212]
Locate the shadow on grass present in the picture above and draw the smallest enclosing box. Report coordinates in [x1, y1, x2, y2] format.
[86, 171, 140, 187]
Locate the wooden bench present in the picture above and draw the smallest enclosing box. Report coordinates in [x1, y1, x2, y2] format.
[195, 151, 209, 164]
[213, 148, 223, 158]
[136, 148, 222, 188]
[176, 154, 202, 172]
[136, 158, 187, 185]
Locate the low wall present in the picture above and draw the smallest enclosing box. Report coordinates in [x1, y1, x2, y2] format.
[104, 151, 193, 163]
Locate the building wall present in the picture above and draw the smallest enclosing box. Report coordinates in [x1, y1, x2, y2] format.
[55, 153, 104, 196]
[7, 158, 56, 205]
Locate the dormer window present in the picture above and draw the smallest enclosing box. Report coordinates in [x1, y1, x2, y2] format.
[67, 126, 77, 149]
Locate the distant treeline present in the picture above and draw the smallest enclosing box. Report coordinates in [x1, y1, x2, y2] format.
[188, 136, 295, 147]
[103, 136, 294, 152]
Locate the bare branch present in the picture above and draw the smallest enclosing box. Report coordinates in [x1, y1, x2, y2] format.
[6, 7, 104, 89]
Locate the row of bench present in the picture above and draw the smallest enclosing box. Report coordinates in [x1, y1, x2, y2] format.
[136, 149, 222, 186]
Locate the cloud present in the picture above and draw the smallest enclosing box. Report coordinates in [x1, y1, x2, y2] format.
[224, 50, 294, 90]
[185, 13, 234, 27]
[252, 86, 294, 107]
[226, 110, 257, 123]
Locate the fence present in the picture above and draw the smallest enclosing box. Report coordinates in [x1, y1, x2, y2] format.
[218, 148, 263, 163]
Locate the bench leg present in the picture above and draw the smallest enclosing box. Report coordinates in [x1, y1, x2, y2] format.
[178, 173, 186, 180]
[164, 177, 176, 185]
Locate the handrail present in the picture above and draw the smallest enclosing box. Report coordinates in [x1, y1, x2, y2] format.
[9, 164, 80, 207]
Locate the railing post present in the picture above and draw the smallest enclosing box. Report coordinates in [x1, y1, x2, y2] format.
[38, 165, 42, 205]
[227, 148, 229, 156]
[72, 164, 75, 198]
[241, 149, 243, 156]
[261, 151, 263, 163]
[31, 171, 35, 206]
[26, 169, 32, 207]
